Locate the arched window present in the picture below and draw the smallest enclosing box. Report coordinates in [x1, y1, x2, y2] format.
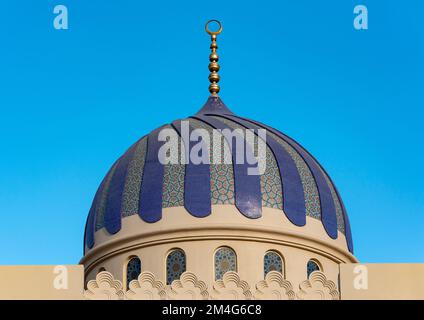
[307, 259, 320, 278]
[166, 249, 186, 285]
[214, 246, 237, 280]
[264, 251, 283, 276]
[126, 257, 141, 288]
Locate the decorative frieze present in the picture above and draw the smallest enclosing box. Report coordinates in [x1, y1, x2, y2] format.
[84, 271, 124, 300]
[211, 271, 253, 300]
[166, 272, 209, 300]
[126, 272, 166, 300]
[297, 271, 339, 300]
[83, 270, 339, 300]
[254, 271, 295, 300]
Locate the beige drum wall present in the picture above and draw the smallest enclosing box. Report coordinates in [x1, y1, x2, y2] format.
[82, 205, 357, 290]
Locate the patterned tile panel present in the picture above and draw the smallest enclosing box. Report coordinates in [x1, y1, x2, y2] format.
[318, 167, 345, 234]
[264, 251, 284, 275]
[215, 247, 237, 280]
[121, 138, 147, 217]
[307, 260, 320, 278]
[162, 126, 185, 208]
[162, 163, 185, 207]
[166, 249, 186, 285]
[126, 257, 141, 288]
[95, 162, 119, 231]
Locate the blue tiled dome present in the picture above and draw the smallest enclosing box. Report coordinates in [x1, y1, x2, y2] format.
[84, 96, 353, 253]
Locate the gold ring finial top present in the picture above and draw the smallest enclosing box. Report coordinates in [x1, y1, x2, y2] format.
[205, 20, 222, 36]
[206, 20, 222, 96]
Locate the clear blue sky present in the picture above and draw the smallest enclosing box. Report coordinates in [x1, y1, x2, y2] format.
[0, 1, 423, 264]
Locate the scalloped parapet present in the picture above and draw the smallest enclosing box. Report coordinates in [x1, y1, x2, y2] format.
[84, 271, 124, 300]
[211, 271, 253, 300]
[126, 272, 166, 300]
[297, 271, 339, 300]
[82, 269, 342, 300]
[254, 271, 295, 300]
[166, 272, 209, 300]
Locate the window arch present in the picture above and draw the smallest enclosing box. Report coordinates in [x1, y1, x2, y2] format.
[214, 246, 237, 280]
[264, 251, 284, 276]
[166, 249, 186, 285]
[307, 259, 321, 278]
[126, 256, 141, 288]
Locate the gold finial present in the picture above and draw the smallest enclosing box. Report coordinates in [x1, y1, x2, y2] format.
[205, 20, 222, 96]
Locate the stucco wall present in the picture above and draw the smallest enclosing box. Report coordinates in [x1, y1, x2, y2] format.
[340, 263, 424, 300]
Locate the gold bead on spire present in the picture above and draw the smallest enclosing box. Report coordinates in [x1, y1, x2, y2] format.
[205, 20, 222, 96]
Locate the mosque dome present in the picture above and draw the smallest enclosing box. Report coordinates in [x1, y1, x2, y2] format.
[83, 95, 353, 254]
[81, 21, 356, 294]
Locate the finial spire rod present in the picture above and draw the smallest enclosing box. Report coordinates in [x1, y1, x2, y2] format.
[205, 20, 222, 96]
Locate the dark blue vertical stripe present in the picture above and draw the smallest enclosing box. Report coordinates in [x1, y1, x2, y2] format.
[214, 114, 306, 226]
[84, 159, 120, 251]
[139, 127, 166, 223]
[104, 145, 137, 234]
[172, 120, 211, 217]
[84, 180, 105, 250]
[235, 116, 338, 239]
[192, 115, 262, 218]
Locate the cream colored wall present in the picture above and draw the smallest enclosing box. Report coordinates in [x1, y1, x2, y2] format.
[0, 265, 84, 300]
[340, 264, 424, 300]
[2, 264, 423, 299]
[82, 205, 355, 290]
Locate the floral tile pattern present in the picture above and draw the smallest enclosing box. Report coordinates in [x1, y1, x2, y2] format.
[121, 138, 147, 217]
[214, 247, 237, 280]
[166, 249, 186, 285]
[264, 251, 283, 275]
